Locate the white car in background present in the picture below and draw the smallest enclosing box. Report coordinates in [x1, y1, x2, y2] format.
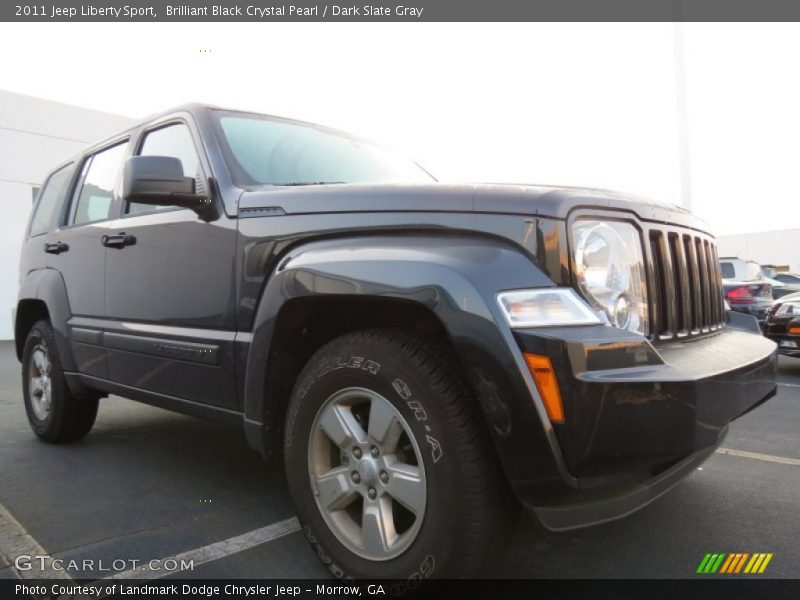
[719, 257, 774, 323]
[719, 257, 764, 282]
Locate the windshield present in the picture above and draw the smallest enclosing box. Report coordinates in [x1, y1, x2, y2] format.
[214, 111, 434, 187]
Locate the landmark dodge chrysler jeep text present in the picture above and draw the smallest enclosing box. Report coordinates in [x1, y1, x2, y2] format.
[15, 105, 777, 580]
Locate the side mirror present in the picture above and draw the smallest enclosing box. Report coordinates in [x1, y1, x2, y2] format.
[122, 156, 218, 221]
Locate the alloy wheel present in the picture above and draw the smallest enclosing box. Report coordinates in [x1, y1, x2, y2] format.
[308, 387, 427, 561]
[29, 345, 53, 421]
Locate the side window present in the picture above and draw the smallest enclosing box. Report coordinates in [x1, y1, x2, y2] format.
[720, 262, 735, 279]
[127, 123, 202, 215]
[29, 165, 72, 236]
[71, 141, 129, 225]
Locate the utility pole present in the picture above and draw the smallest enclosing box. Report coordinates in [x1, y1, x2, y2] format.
[672, 22, 692, 212]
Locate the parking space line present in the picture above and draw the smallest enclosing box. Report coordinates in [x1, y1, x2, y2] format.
[103, 516, 301, 581]
[716, 447, 800, 466]
[777, 382, 800, 389]
[0, 501, 73, 580]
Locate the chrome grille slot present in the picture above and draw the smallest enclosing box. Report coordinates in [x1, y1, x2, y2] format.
[648, 228, 725, 340]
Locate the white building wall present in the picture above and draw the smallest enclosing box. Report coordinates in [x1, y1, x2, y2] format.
[0, 90, 135, 340]
[717, 229, 800, 272]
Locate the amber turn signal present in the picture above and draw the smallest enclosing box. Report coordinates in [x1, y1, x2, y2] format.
[789, 326, 800, 335]
[523, 353, 565, 423]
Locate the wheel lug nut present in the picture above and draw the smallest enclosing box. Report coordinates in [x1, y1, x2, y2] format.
[379, 471, 389, 484]
[370, 446, 379, 458]
[353, 447, 362, 459]
[367, 487, 377, 500]
[351, 471, 361, 484]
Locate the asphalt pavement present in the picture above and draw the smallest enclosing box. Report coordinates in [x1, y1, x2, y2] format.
[0, 340, 797, 580]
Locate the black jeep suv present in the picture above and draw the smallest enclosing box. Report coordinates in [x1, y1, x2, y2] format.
[15, 105, 777, 580]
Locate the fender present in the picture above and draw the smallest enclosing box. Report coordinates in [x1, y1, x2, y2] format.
[242, 234, 579, 492]
[17, 268, 78, 372]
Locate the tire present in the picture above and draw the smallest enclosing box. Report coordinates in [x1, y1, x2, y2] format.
[21, 320, 99, 443]
[284, 329, 517, 580]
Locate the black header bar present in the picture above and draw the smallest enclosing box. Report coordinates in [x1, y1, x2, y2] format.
[5, 0, 800, 22]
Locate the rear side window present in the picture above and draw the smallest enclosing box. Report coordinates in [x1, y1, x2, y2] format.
[720, 262, 735, 279]
[127, 123, 202, 215]
[71, 141, 129, 225]
[29, 165, 72, 236]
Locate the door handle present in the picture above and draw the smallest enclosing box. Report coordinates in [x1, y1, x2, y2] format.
[101, 233, 136, 248]
[44, 241, 69, 255]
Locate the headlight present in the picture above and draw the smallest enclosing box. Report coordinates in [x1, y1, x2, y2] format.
[573, 220, 648, 334]
[776, 301, 800, 317]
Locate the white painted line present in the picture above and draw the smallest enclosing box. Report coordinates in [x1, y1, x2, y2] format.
[104, 516, 301, 581]
[60, 517, 302, 600]
[716, 447, 800, 466]
[0, 501, 72, 580]
[777, 382, 800, 389]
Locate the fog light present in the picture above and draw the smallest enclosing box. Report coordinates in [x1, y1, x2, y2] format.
[523, 353, 565, 423]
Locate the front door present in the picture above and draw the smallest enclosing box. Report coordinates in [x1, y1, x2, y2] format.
[103, 120, 238, 409]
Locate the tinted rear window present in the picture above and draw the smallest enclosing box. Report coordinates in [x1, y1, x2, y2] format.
[29, 164, 73, 236]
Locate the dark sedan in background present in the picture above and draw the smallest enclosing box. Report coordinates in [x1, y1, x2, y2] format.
[764, 291, 800, 357]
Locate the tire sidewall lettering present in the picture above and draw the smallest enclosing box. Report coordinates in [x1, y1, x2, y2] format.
[391, 376, 442, 464]
[286, 354, 380, 446]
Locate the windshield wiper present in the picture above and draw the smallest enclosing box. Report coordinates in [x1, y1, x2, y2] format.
[274, 182, 346, 186]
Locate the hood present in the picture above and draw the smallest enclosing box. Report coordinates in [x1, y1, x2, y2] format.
[238, 182, 711, 234]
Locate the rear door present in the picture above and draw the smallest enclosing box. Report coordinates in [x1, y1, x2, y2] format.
[24, 163, 74, 277]
[103, 118, 238, 409]
[47, 139, 131, 378]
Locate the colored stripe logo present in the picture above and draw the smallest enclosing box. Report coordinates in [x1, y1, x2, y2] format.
[697, 552, 773, 574]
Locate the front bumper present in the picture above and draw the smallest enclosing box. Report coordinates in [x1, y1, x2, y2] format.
[534, 442, 719, 531]
[511, 316, 777, 531]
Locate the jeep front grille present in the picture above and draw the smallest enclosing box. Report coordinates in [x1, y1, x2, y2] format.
[647, 228, 725, 340]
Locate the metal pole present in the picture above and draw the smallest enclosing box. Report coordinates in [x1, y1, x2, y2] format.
[672, 22, 692, 212]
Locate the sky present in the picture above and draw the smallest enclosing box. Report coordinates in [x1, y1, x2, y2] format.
[1, 22, 799, 236]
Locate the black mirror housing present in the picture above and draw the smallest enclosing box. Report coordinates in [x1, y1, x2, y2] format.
[122, 156, 218, 221]
[123, 155, 194, 199]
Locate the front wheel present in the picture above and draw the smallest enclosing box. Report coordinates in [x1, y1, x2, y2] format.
[284, 329, 517, 580]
